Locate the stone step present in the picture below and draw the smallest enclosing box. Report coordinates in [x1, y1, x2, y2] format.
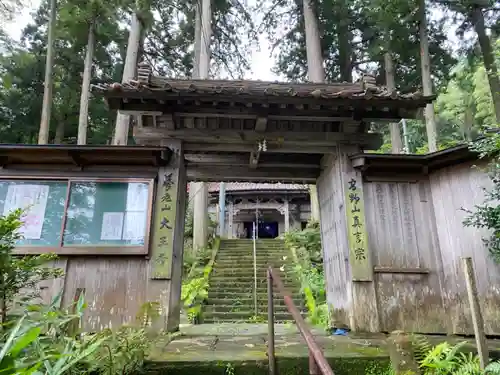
[206, 297, 304, 307]
[215, 254, 292, 262]
[208, 287, 301, 295]
[209, 281, 300, 293]
[204, 304, 294, 314]
[202, 311, 297, 322]
[207, 291, 303, 299]
[219, 247, 286, 249]
[209, 278, 299, 285]
[217, 249, 292, 257]
[211, 267, 296, 274]
[214, 259, 294, 265]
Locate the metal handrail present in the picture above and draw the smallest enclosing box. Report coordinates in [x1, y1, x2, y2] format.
[252, 222, 258, 316]
[267, 266, 335, 375]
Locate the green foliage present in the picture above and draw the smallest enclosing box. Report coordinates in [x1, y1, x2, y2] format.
[411, 336, 500, 375]
[181, 276, 209, 323]
[181, 238, 220, 324]
[463, 131, 500, 262]
[284, 221, 329, 329]
[0, 209, 63, 324]
[0, 294, 149, 375]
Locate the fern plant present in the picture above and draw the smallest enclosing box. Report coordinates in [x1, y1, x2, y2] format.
[412, 336, 500, 375]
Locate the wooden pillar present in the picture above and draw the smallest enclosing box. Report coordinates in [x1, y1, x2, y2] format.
[316, 145, 379, 332]
[148, 140, 187, 332]
[283, 199, 290, 233]
[192, 182, 208, 250]
[228, 200, 234, 239]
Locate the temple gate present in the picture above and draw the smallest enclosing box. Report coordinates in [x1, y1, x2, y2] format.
[91, 62, 443, 332]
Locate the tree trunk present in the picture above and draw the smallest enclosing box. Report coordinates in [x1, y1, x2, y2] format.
[198, 0, 212, 79]
[54, 120, 65, 143]
[302, 0, 324, 83]
[112, 12, 142, 145]
[192, 0, 212, 251]
[38, 0, 57, 145]
[471, 6, 500, 123]
[302, 0, 324, 222]
[188, 2, 202, 211]
[337, 2, 352, 83]
[419, 0, 438, 152]
[384, 51, 403, 153]
[192, 0, 201, 79]
[77, 22, 95, 145]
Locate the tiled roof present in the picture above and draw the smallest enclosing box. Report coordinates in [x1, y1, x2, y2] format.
[206, 182, 307, 193]
[91, 63, 434, 103]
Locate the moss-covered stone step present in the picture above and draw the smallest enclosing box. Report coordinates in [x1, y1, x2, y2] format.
[207, 291, 303, 300]
[210, 271, 296, 278]
[210, 275, 298, 283]
[146, 324, 390, 375]
[204, 301, 301, 311]
[206, 298, 304, 306]
[215, 255, 290, 261]
[202, 311, 297, 322]
[209, 282, 300, 291]
[213, 260, 294, 266]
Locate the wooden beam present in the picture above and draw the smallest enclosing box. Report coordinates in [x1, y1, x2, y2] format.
[106, 92, 429, 112]
[119, 110, 163, 116]
[182, 142, 335, 154]
[187, 165, 318, 182]
[134, 127, 383, 149]
[111, 98, 411, 122]
[184, 153, 320, 168]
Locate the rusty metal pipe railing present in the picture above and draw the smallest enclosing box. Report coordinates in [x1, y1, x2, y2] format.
[267, 267, 335, 375]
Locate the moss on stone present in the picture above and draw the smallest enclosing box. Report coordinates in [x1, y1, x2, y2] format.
[143, 356, 390, 375]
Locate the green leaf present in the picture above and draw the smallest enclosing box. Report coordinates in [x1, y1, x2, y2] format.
[9, 326, 42, 357]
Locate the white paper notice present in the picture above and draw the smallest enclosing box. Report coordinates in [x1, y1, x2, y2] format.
[100, 212, 124, 240]
[126, 183, 149, 212]
[122, 212, 146, 241]
[3, 184, 50, 239]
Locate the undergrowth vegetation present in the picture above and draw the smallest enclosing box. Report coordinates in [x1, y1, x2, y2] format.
[406, 336, 500, 375]
[283, 221, 329, 329]
[181, 207, 218, 324]
[0, 209, 161, 374]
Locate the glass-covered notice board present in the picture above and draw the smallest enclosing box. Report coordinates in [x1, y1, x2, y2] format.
[0, 178, 154, 254]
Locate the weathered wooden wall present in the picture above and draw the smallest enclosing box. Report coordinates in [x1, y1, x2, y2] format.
[319, 147, 500, 335]
[357, 160, 500, 335]
[2, 152, 185, 333]
[429, 161, 500, 335]
[363, 179, 447, 333]
[317, 153, 353, 328]
[39, 257, 161, 331]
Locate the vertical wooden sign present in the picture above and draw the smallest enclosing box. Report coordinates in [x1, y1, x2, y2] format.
[151, 167, 179, 279]
[345, 176, 373, 281]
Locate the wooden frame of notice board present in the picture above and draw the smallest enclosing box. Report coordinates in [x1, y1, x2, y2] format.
[0, 176, 155, 256]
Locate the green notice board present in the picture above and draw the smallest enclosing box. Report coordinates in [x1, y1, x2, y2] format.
[64, 181, 149, 246]
[0, 180, 67, 246]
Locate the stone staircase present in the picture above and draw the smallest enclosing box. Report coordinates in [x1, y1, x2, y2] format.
[203, 238, 304, 323]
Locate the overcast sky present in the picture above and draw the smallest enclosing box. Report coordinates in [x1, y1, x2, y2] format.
[4, 1, 464, 82]
[3, 0, 280, 81]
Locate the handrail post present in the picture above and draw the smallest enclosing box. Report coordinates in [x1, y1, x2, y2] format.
[267, 268, 276, 375]
[309, 350, 319, 375]
[253, 221, 258, 316]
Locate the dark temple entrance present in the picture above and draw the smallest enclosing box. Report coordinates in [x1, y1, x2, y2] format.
[243, 221, 279, 239]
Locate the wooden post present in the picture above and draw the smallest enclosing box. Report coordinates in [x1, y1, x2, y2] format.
[462, 257, 489, 369]
[283, 199, 290, 233]
[387, 331, 420, 375]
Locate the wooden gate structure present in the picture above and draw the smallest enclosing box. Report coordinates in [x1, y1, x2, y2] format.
[2, 62, 496, 335]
